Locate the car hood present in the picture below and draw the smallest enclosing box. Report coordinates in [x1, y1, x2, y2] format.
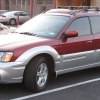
[0, 33, 55, 50]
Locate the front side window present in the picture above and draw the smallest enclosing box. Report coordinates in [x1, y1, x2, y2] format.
[90, 16, 100, 34]
[67, 17, 91, 36]
[15, 15, 69, 38]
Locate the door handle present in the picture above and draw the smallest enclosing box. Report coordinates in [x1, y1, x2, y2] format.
[87, 40, 92, 44]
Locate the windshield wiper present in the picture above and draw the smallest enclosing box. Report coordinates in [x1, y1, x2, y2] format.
[19, 32, 37, 36]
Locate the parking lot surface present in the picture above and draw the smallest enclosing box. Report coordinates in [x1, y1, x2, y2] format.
[24, 80, 100, 100]
[0, 67, 100, 100]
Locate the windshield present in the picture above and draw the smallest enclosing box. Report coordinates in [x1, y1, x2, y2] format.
[15, 14, 70, 38]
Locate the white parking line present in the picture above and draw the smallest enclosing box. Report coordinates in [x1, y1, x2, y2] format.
[11, 78, 100, 100]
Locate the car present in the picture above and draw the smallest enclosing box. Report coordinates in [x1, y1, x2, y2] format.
[0, 7, 100, 92]
[0, 10, 9, 14]
[0, 23, 17, 34]
[0, 11, 30, 25]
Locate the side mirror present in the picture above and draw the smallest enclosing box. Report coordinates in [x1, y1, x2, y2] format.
[65, 30, 78, 38]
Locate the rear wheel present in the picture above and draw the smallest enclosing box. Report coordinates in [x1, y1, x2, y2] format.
[9, 19, 16, 25]
[23, 56, 50, 92]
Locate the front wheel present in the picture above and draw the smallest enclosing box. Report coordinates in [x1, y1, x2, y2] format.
[23, 56, 49, 92]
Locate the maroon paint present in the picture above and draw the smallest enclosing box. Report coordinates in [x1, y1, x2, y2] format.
[93, 34, 100, 49]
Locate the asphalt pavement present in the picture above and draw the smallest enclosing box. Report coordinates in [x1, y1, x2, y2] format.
[26, 80, 100, 100]
[0, 67, 100, 100]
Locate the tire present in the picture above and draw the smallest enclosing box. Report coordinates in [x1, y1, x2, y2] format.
[23, 56, 50, 92]
[9, 19, 16, 25]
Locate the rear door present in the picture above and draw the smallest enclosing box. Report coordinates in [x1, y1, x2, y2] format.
[89, 16, 100, 64]
[57, 17, 94, 72]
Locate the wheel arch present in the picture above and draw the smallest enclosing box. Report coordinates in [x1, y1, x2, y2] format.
[23, 53, 55, 92]
[16, 46, 60, 74]
[29, 53, 56, 74]
[16, 46, 60, 63]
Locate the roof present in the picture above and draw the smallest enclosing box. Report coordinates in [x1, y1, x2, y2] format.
[46, 7, 100, 17]
[46, 9, 72, 14]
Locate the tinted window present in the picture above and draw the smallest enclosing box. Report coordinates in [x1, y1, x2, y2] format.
[90, 16, 100, 34]
[67, 17, 91, 36]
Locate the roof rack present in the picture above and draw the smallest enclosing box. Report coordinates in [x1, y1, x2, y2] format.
[57, 6, 84, 9]
[57, 6, 100, 15]
[57, 6, 100, 11]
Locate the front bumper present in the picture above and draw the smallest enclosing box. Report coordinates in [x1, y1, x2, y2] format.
[0, 61, 25, 83]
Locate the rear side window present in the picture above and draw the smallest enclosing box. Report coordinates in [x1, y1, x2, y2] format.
[90, 16, 100, 34]
[67, 17, 91, 36]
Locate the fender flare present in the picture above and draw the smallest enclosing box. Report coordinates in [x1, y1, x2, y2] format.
[16, 46, 60, 64]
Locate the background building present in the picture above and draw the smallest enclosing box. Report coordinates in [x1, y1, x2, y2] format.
[0, 0, 55, 17]
[0, 0, 99, 17]
[56, 0, 90, 7]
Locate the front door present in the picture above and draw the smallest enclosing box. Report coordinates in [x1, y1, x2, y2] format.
[57, 17, 94, 72]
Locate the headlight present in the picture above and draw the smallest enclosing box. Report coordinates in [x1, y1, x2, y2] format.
[0, 52, 13, 62]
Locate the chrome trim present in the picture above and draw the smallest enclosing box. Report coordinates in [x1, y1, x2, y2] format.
[62, 51, 92, 57]
[11, 77, 23, 80]
[13, 67, 25, 70]
[62, 56, 86, 63]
